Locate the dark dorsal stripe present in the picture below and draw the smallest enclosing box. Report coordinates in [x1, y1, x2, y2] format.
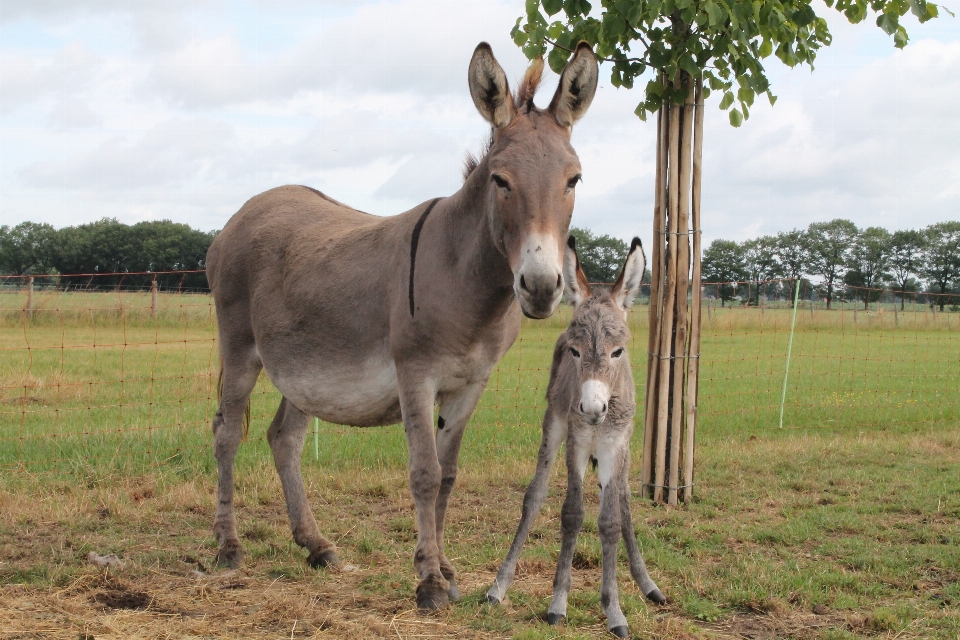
[409, 198, 442, 317]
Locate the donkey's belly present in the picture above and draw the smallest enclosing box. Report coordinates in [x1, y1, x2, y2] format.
[269, 357, 402, 427]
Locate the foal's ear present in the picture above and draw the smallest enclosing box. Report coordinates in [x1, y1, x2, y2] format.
[611, 238, 646, 314]
[548, 42, 599, 129]
[468, 42, 517, 129]
[563, 235, 591, 308]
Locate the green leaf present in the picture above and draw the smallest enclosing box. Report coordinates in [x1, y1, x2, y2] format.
[759, 38, 772, 58]
[793, 4, 817, 27]
[876, 13, 897, 35]
[719, 91, 734, 110]
[679, 53, 699, 78]
[548, 47, 569, 74]
[634, 102, 648, 120]
[704, 1, 725, 26]
[511, 17, 529, 46]
[543, 0, 564, 16]
[767, 91, 778, 106]
[729, 108, 743, 127]
[738, 86, 755, 106]
[894, 26, 909, 48]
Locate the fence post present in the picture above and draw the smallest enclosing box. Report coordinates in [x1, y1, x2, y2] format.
[779, 279, 801, 429]
[25, 276, 34, 320]
[150, 278, 158, 319]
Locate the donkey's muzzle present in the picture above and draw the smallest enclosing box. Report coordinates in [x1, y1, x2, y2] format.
[516, 271, 563, 319]
[578, 379, 610, 425]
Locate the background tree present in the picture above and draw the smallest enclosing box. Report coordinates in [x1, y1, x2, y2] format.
[805, 219, 858, 309]
[701, 239, 746, 306]
[844, 226, 891, 309]
[920, 221, 960, 311]
[568, 227, 630, 282]
[886, 229, 925, 310]
[774, 229, 808, 297]
[743, 236, 781, 305]
[0, 222, 57, 276]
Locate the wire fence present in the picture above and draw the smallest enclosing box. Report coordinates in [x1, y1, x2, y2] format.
[1, 272, 957, 472]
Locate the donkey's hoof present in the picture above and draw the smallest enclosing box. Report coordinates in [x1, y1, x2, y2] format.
[215, 539, 244, 569]
[446, 578, 461, 602]
[645, 588, 666, 605]
[416, 577, 450, 610]
[485, 592, 502, 605]
[307, 549, 340, 570]
[546, 613, 565, 626]
[609, 625, 629, 638]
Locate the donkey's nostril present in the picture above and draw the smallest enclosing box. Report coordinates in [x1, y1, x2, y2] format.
[578, 402, 585, 414]
[601, 403, 608, 414]
[556, 274, 562, 290]
[520, 275, 528, 292]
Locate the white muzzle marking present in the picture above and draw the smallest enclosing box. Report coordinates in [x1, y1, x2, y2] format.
[514, 233, 563, 318]
[578, 379, 610, 425]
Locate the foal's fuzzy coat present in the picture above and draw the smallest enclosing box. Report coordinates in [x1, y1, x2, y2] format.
[486, 236, 665, 637]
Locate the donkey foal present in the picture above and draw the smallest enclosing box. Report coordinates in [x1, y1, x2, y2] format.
[486, 236, 665, 637]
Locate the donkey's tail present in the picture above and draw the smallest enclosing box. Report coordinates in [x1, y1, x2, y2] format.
[217, 363, 251, 441]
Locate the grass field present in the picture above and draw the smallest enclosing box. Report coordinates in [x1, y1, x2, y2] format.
[1, 289, 958, 639]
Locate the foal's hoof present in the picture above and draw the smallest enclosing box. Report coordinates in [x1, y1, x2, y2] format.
[215, 539, 244, 569]
[416, 576, 450, 610]
[307, 549, 340, 570]
[645, 588, 667, 605]
[546, 612, 565, 626]
[609, 625, 629, 638]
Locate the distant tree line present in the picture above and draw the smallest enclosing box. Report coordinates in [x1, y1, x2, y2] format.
[701, 220, 960, 311]
[0, 219, 215, 290]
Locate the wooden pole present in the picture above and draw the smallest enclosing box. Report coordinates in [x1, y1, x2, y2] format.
[683, 76, 704, 504]
[26, 276, 34, 320]
[653, 93, 681, 504]
[641, 102, 667, 499]
[667, 80, 694, 505]
[150, 278, 158, 319]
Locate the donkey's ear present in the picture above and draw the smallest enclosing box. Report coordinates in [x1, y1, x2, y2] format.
[548, 42, 599, 129]
[611, 238, 646, 314]
[468, 42, 517, 129]
[563, 235, 591, 308]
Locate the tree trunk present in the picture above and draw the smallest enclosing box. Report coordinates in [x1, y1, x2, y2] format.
[641, 73, 702, 505]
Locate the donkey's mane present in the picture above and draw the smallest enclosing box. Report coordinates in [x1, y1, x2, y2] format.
[462, 57, 546, 181]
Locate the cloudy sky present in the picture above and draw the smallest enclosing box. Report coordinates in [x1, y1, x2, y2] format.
[1, 0, 958, 248]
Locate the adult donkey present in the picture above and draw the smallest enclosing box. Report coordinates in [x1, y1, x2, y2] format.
[205, 42, 599, 609]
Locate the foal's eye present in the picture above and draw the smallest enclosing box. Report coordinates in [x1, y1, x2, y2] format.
[611, 348, 624, 358]
[569, 347, 581, 358]
[491, 174, 511, 191]
[565, 174, 582, 191]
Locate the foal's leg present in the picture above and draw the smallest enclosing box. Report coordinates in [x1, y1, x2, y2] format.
[547, 430, 592, 625]
[434, 380, 487, 602]
[596, 454, 628, 637]
[486, 407, 567, 604]
[212, 350, 262, 568]
[618, 471, 666, 604]
[397, 376, 448, 609]
[267, 397, 338, 568]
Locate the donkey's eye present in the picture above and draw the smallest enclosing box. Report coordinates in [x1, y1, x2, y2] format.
[611, 348, 624, 358]
[491, 174, 511, 191]
[565, 174, 582, 191]
[569, 347, 581, 358]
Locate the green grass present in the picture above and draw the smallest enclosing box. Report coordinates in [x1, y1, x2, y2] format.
[1, 290, 958, 638]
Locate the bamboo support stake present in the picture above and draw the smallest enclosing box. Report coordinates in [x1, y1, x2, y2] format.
[641, 103, 667, 498]
[683, 77, 704, 503]
[667, 81, 694, 505]
[653, 96, 682, 504]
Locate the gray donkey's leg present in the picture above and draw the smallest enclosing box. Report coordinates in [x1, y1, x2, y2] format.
[597, 468, 629, 637]
[619, 473, 666, 604]
[212, 351, 261, 568]
[397, 375, 449, 610]
[267, 397, 339, 569]
[486, 408, 567, 604]
[434, 380, 488, 602]
[547, 431, 592, 625]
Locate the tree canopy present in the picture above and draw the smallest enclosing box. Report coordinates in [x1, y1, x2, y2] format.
[513, 0, 947, 125]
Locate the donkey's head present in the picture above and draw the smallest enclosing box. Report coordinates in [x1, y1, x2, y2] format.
[467, 42, 598, 319]
[561, 236, 646, 425]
